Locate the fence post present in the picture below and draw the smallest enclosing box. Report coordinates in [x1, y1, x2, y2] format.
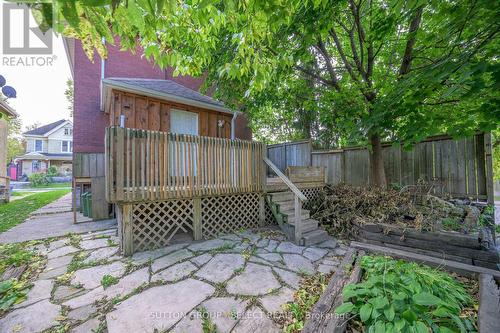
[294, 195, 302, 245]
[259, 194, 266, 226]
[118, 203, 133, 256]
[193, 197, 202, 240]
[484, 132, 494, 205]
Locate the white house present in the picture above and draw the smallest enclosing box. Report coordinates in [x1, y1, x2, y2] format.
[15, 119, 73, 177]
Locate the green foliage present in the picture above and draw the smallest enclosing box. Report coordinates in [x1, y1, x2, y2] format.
[478, 205, 495, 227]
[336, 256, 477, 333]
[284, 273, 329, 332]
[46, 166, 59, 177]
[34, 0, 500, 151]
[101, 274, 119, 289]
[29, 173, 50, 187]
[0, 189, 70, 232]
[441, 217, 461, 231]
[0, 243, 45, 313]
[200, 307, 217, 333]
[0, 279, 29, 312]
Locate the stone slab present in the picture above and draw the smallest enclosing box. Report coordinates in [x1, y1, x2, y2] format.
[64, 268, 149, 309]
[282, 254, 314, 274]
[70, 317, 101, 333]
[303, 247, 329, 261]
[190, 253, 212, 267]
[131, 244, 186, 265]
[188, 239, 234, 252]
[47, 245, 79, 259]
[273, 268, 301, 289]
[195, 254, 245, 283]
[226, 263, 280, 296]
[53, 285, 84, 301]
[80, 238, 112, 250]
[67, 304, 97, 321]
[71, 261, 126, 289]
[260, 287, 295, 314]
[232, 307, 280, 333]
[276, 242, 305, 254]
[152, 261, 197, 282]
[106, 279, 214, 332]
[83, 247, 119, 264]
[151, 249, 193, 273]
[13, 279, 53, 309]
[0, 299, 61, 333]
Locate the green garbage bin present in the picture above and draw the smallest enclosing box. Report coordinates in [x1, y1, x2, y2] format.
[81, 192, 89, 217]
[86, 193, 93, 218]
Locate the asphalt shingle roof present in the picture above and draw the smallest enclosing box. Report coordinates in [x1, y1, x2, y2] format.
[104, 78, 226, 109]
[23, 119, 67, 136]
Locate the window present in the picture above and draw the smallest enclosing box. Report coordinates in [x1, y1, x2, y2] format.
[32, 160, 41, 172]
[61, 140, 73, 153]
[34, 140, 43, 152]
[64, 128, 73, 136]
[170, 109, 199, 135]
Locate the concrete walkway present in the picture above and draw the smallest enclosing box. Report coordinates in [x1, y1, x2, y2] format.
[0, 193, 116, 244]
[0, 228, 344, 333]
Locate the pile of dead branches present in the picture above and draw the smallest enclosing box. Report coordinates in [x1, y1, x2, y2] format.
[310, 184, 424, 239]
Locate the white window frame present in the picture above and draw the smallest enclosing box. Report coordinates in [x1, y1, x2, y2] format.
[170, 109, 199, 136]
[34, 139, 43, 152]
[64, 128, 73, 136]
[61, 140, 73, 153]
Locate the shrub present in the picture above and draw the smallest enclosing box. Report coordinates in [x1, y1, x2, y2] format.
[336, 256, 476, 333]
[46, 166, 59, 177]
[29, 173, 49, 187]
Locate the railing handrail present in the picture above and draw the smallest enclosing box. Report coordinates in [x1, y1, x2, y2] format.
[263, 157, 307, 201]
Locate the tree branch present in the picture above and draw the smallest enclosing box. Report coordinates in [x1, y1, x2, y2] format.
[329, 27, 358, 82]
[314, 37, 341, 91]
[399, 6, 424, 76]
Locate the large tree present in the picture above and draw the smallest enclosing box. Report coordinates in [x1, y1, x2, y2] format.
[36, 0, 500, 186]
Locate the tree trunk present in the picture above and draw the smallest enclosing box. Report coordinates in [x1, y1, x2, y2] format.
[368, 133, 387, 187]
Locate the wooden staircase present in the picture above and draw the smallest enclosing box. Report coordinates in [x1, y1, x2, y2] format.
[267, 190, 330, 246]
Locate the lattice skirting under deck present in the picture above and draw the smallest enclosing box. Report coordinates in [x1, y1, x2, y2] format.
[119, 193, 267, 254]
[201, 193, 261, 239]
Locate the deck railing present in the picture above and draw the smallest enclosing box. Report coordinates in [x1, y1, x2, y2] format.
[105, 127, 266, 203]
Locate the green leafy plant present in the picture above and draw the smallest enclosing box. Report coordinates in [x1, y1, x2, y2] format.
[29, 173, 50, 187]
[101, 275, 119, 289]
[46, 166, 59, 177]
[336, 256, 477, 333]
[441, 217, 461, 231]
[0, 279, 30, 311]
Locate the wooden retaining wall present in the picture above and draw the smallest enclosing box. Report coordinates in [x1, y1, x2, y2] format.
[267, 133, 494, 203]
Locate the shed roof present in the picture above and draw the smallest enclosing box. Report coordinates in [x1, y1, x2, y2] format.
[102, 78, 232, 114]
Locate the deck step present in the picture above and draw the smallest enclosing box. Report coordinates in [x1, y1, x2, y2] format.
[300, 228, 330, 246]
[281, 208, 310, 220]
[286, 218, 318, 233]
[269, 191, 294, 202]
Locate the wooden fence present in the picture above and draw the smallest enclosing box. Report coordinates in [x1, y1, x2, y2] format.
[268, 133, 494, 202]
[267, 139, 311, 174]
[106, 126, 265, 203]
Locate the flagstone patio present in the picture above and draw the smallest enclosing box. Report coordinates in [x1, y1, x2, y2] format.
[0, 227, 346, 333]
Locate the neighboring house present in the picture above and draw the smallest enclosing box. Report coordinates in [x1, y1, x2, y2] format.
[15, 119, 73, 177]
[64, 38, 252, 220]
[0, 99, 18, 202]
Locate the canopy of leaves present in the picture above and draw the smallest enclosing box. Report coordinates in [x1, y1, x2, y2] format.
[33, 0, 500, 148]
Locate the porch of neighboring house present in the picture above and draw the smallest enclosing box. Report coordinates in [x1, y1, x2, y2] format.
[105, 126, 329, 255]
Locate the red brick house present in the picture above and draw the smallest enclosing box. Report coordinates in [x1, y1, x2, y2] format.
[64, 38, 252, 220]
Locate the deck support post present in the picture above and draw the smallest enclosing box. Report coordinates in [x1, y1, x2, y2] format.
[258, 194, 266, 226]
[193, 197, 202, 240]
[294, 195, 302, 245]
[118, 203, 133, 256]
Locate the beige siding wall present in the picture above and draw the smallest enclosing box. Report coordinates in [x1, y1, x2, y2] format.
[0, 119, 7, 178]
[26, 137, 48, 153]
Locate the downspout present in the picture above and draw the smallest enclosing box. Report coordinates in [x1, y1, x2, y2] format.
[99, 37, 106, 111]
[231, 111, 238, 140]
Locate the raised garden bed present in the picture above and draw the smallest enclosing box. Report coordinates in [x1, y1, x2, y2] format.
[301, 246, 500, 333]
[356, 223, 499, 270]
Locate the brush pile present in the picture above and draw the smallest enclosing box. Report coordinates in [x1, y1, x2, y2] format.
[309, 184, 425, 239]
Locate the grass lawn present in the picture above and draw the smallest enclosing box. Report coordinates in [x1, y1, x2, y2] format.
[0, 189, 70, 233]
[30, 182, 71, 189]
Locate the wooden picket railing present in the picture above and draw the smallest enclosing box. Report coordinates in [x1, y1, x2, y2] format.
[105, 127, 266, 203]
